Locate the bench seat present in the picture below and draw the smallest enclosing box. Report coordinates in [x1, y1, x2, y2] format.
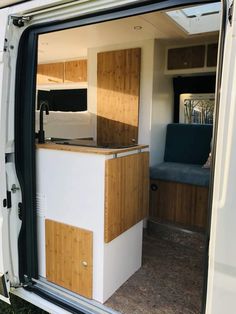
[150, 162, 210, 187]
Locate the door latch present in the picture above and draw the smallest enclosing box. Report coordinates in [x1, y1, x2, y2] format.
[229, 1, 234, 26]
[11, 184, 20, 193]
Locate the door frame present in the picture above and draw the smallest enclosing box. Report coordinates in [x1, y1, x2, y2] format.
[13, 0, 225, 312]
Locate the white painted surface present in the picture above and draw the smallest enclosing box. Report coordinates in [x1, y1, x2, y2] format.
[36, 148, 144, 303]
[36, 193, 46, 277]
[150, 39, 174, 166]
[205, 7, 236, 313]
[12, 287, 72, 314]
[0, 8, 8, 52]
[103, 222, 143, 301]
[35, 110, 94, 139]
[5, 163, 22, 285]
[12, 284, 120, 314]
[37, 11, 187, 63]
[0, 7, 21, 301]
[36, 149, 106, 302]
[88, 39, 154, 144]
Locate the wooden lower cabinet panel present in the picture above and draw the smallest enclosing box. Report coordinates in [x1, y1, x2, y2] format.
[45, 220, 93, 299]
[105, 152, 149, 243]
[149, 180, 208, 229]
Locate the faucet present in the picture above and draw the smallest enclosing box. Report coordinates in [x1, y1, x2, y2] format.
[38, 101, 49, 144]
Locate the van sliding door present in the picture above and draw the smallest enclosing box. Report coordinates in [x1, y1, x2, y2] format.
[206, 1, 236, 313]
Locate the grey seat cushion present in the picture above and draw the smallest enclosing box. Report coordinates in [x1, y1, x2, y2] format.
[150, 162, 210, 187]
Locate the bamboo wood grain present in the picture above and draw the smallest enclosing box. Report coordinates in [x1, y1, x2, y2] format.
[149, 179, 208, 229]
[105, 152, 149, 242]
[37, 63, 64, 84]
[36, 142, 148, 155]
[45, 220, 93, 299]
[97, 48, 141, 146]
[64, 60, 87, 82]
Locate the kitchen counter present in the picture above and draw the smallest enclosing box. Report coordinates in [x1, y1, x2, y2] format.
[36, 142, 148, 155]
[36, 141, 149, 303]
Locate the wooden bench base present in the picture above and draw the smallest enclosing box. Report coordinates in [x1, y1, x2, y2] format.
[149, 179, 209, 230]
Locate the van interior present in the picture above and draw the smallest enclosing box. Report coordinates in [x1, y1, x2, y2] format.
[33, 2, 220, 313]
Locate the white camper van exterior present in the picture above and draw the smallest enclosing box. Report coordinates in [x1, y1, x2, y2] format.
[0, 0, 235, 313]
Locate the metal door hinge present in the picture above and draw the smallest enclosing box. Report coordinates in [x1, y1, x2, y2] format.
[229, 1, 234, 26]
[4, 39, 8, 52]
[10, 15, 31, 27]
[3, 192, 12, 209]
[18, 203, 23, 221]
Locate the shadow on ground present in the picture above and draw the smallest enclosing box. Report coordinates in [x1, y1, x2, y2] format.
[0, 294, 48, 314]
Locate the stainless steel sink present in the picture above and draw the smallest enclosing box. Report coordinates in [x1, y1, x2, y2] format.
[50, 138, 137, 149]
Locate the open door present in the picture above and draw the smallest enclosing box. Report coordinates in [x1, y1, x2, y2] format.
[0, 162, 23, 304]
[206, 1, 236, 313]
[0, 11, 22, 302]
[0, 0, 233, 312]
[0, 63, 12, 303]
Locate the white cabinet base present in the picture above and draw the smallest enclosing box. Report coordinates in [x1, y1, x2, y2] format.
[36, 148, 145, 303]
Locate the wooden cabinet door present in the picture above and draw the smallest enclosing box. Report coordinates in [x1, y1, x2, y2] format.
[167, 45, 205, 70]
[105, 152, 149, 242]
[45, 220, 93, 299]
[37, 63, 64, 84]
[64, 60, 87, 82]
[97, 48, 141, 146]
[207, 43, 218, 67]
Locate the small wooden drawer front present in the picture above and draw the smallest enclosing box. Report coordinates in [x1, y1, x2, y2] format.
[167, 45, 205, 70]
[37, 63, 64, 84]
[45, 219, 93, 299]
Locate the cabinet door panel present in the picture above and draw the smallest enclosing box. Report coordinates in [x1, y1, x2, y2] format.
[64, 60, 87, 82]
[37, 63, 64, 84]
[46, 220, 93, 299]
[97, 48, 141, 146]
[149, 179, 208, 229]
[207, 43, 218, 67]
[105, 152, 149, 242]
[167, 45, 205, 70]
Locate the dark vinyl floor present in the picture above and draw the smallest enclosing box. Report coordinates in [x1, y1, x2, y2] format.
[105, 226, 205, 314]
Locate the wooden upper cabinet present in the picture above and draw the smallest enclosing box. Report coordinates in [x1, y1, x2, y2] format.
[64, 59, 87, 82]
[167, 45, 205, 70]
[207, 43, 218, 67]
[97, 48, 141, 146]
[37, 62, 64, 84]
[37, 59, 88, 85]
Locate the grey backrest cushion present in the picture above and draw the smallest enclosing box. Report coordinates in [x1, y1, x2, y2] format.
[164, 123, 213, 165]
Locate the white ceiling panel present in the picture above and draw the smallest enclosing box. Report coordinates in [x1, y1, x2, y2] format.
[38, 11, 187, 62]
[0, 0, 30, 8]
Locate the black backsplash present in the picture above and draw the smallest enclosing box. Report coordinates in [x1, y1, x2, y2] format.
[37, 89, 87, 112]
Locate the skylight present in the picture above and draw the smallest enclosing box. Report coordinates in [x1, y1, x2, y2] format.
[182, 3, 221, 17]
[166, 2, 221, 35]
